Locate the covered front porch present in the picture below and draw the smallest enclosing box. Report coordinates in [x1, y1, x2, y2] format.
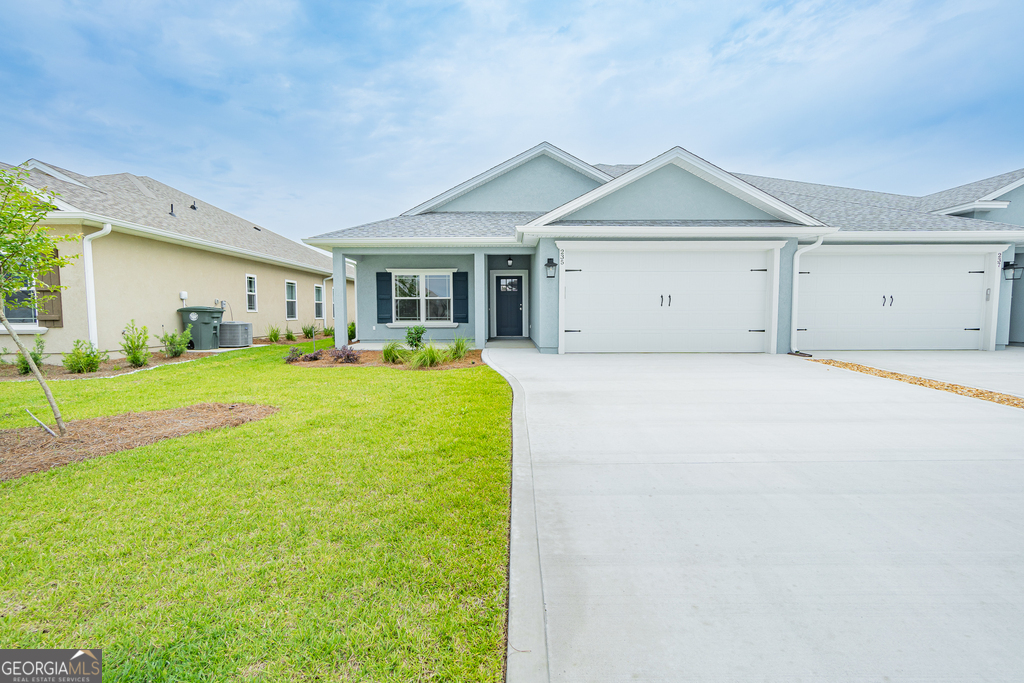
[331, 242, 561, 352]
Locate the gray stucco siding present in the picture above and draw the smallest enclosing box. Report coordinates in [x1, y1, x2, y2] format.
[987, 184, 1024, 227]
[567, 164, 778, 221]
[435, 155, 602, 212]
[351, 253, 478, 344]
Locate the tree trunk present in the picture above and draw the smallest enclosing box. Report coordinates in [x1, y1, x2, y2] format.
[0, 309, 66, 436]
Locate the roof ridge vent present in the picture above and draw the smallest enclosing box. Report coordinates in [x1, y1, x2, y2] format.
[125, 173, 157, 199]
[22, 159, 90, 188]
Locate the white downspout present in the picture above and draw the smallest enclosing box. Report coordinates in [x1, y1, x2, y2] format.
[789, 235, 825, 356]
[83, 223, 112, 347]
[322, 274, 333, 331]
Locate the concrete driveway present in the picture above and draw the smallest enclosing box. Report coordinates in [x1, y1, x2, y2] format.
[817, 347, 1024, 398]
[484, 350, 1024, 682]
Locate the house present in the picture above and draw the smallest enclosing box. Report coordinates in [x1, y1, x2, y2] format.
[306, 143, 1024, 354]
[1, 159, 355, 359]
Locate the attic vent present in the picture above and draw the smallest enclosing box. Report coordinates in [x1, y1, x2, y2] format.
[253, 226, 261, 231]
[169, 204, 175, 216]
[190, 201, 197, 210]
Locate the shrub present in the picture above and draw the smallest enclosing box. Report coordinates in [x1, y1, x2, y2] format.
[301, 323, 317, 339]
[408, 343, 449, 369]
[62, 340, 108, 373]
[382, 340, 405, 364]
[15, 337, 46, 375]
[266, 324, 281, 343]
[323, 326, 335, 338]
[284, 347, 302, 363]
[328, 345, 360, 364]
[447, 336, 469, 361]
[405, 325, 426, 350]
[285, 327, 297, 342]
[120, 319, 151, 368]
[159, 324, 192, 358]
[348, 322, 356, 342]
[300, 349, 323, 362]
[0, 346, 9, 365]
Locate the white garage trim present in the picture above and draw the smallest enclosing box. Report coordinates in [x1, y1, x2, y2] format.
[555, 241, 785, 354]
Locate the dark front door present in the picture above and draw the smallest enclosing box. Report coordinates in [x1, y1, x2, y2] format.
[495, 276, 523, 337]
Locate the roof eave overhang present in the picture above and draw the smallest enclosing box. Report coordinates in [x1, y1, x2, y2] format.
[45, 211, 334, 276]
[931, 200, 1010, 215]
[303, 236, 524, 250]
[821, 230, 1024, 243]
[517, 225, 837, 241]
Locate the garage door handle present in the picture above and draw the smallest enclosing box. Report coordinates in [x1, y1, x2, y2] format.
[668, 295, 671, 306]
[660, 295, 663, 306]
[890, 296, 894, 306]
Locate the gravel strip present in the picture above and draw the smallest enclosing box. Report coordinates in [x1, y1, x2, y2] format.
[809, 358, 1024, 410]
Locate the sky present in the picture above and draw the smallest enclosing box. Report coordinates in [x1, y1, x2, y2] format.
[1, 0, 1023, 243]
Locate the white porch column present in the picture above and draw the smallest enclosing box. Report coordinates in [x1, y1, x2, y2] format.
[474, 251, 487, 349]
[333, 249, 348, 349]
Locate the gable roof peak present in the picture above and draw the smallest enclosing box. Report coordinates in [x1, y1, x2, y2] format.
[525, 145, 825, 227]
[402, 142, 613, 216]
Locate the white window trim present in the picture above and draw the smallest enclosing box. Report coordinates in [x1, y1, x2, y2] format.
[390, 270, 456, 326]
[245, 274, 258, 313]
[285, 279, 298, 320]
[314, 284, 324, 320]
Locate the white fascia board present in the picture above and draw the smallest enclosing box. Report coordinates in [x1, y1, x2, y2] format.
[304, 236, 521, 249]
[22, 159, 90, 188]
[518, 225, 837, 240]
[821, 230, 1024, 243]
[978, 175, 1024, 201]
[931, 200, 1011, 215]
[47, 211, 332, 276]
[555, 240, 789, 252]
[401, 142, 613, 216]
[525, 147, 825, 228]
[813, 244, 1011, 255]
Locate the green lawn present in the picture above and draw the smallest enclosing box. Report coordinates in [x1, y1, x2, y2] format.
[0, 344, 512, 681]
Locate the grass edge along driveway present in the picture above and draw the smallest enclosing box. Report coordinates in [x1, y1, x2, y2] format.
[0, 344, 512, 682]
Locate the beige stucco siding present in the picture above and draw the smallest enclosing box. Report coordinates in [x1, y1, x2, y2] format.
[0, 225, 91, 358]
[91, 230, 342, 352]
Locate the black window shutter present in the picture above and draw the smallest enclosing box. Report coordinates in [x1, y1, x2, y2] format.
[376, 272, 393, 323]
[453, 272, 469, 323]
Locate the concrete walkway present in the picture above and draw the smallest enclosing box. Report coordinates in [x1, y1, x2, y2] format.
[816, 347, 1024, 398]
[484, 350, 1024, 682]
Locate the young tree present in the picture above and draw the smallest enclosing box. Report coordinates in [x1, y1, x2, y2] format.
[0, 167, 79, 436]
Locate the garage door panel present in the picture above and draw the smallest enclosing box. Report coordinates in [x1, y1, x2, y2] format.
[562, 247, 772, 353]
[799, 252, 988, 351]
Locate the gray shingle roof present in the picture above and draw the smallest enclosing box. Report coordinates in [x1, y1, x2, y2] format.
[917, 168, 1024, 212]
[310, 212, 545, 240]
[5, 160, 331, 273]
[550, 219, 797, 227]
[593, 164, 638, 178]
[736, 174, 1019, 231]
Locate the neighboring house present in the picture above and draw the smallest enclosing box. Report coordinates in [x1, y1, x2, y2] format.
[306, 142, 1024, 353]
[1, 159, 355, 359]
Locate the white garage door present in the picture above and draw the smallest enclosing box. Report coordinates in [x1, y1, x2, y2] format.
[798, 251, 992, 350]
[561, 246, 775, 353]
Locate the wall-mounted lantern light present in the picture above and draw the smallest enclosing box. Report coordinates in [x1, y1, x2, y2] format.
[507, 256, 514, 267]
[545, 257, 557, 278]
[1004, 261, 1023, 280]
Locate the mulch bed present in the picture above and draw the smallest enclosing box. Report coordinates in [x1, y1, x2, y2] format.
[0, 403, 278, 481]
[287, 348, 484, 370]
[0, 352, 213, 382]
[810, 358, 1024, 410]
